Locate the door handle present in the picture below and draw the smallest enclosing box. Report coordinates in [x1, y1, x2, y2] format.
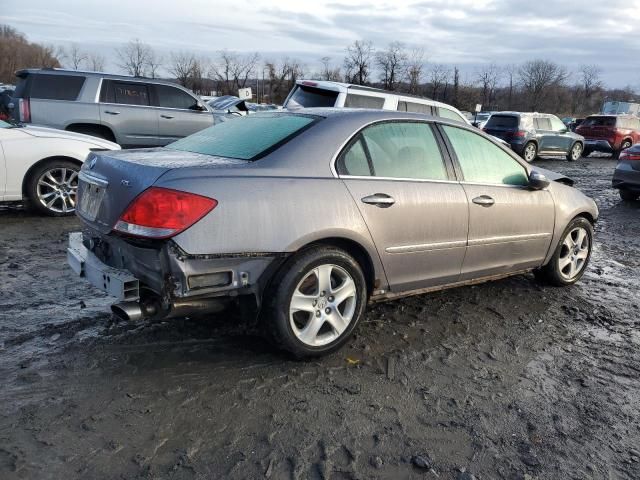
[361, 193, 395, 208]
[161, 114, 174, 119]
[104, 110, 120, 115]
[472, 195, 495, 207]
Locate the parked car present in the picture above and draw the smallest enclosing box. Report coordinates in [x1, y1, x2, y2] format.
[0, 119, 119, 215]
[575, 115, 640, 158]
[68, 109, 597, 357]
[10, 68, 215, 148]
[483, 112, 585, 162]
[283, 80, 470, 124]
[472, 112, 492, 129]
[612, 144, 640, 201]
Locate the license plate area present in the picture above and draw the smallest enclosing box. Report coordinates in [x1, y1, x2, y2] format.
[77, 171, 108, 221]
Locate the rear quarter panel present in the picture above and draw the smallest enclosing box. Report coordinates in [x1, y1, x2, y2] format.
[31, 99, 101, 131]
[159, 174, 387, 285]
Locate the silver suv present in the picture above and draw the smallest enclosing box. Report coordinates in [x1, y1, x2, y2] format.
[11, 69, 214, 147]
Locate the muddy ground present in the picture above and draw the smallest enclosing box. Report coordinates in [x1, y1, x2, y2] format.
[1, 156, 639, 480]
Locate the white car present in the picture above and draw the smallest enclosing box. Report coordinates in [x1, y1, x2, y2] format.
[0, 119, 120, 216]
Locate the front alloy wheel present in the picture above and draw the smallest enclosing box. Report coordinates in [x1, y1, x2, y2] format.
[568, 143, 582, 161]
[523, 142, 537, 162]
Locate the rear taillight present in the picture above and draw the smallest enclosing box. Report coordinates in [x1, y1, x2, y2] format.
[114, 187, 217, 239]
[19, 98, 31, 122]
[620, 150, 640, 161]
[514, 130, 526, 138]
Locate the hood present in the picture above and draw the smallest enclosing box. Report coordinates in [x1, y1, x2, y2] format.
[530, 165, 574, 186]
[21, 124, 120, 150]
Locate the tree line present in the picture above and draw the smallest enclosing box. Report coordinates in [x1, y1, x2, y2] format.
[1, 24, 637, 115]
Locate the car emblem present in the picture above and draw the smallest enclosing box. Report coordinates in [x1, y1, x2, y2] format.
[121, 180, 131, 187]
[88, 157, 97, 169]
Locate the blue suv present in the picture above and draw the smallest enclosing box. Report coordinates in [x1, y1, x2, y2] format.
[483, 112, 585, 162]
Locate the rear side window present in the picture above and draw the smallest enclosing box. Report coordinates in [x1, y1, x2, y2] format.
[344, 94, 385, 109]
[167, 113, 319, 160]
[155, 84, 198, 109]
[397, 101, 433, 115]
[534, 117, 552, 130]
[486, 115, 519, 129]
[25, 74, 85, 100]
[582, 116, 616, 127]
[100, 80, 150, 106]
[337, 121, 448, 181]
[443, 125, 528, 186]
[437, 107, 465, 123]
[285, 85, 338, 109]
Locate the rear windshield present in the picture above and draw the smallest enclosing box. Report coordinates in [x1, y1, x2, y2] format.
[17, 74, 86, 101]
[286, 85, 338, 109]
[582, 116, 616, 127]
[485, 115, 518, 129]
[167, 113, 319, 160]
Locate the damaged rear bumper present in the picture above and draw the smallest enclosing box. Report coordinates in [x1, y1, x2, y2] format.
[67, 231, 284, 319]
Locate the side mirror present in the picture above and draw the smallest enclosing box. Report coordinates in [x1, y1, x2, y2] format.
[528, 170, 550, 190]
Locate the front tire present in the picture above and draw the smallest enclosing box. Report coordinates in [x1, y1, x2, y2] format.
[535, 217, 593, 286]
[567, 142, 583, 162]
[613, 140, 632, 160]
[26, 159, 80, 216]
[263, 246, 367, 358]
[522, 142, 538, 163]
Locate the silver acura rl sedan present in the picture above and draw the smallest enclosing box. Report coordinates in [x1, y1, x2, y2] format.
[68, 109, 598, 357]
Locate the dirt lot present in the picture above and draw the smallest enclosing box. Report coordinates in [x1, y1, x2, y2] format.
[1, 156, 639, 480]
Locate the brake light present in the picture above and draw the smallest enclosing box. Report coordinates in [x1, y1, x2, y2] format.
[114, 187, 217, 239]
[514, 130, 526, 138]
[620, 150, 640, 161]
[301, 81, 318, 87]
[19, 98, 31, 122]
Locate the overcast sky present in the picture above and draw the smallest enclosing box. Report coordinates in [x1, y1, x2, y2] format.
[2, 0, 639, 88]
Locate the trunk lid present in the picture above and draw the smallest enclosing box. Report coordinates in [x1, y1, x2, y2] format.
[76, 148, 247, 234]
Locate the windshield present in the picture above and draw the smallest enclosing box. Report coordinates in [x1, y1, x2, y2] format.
[582, 116, 616, 127]
[167, 113, 319, 160]
[285, 85, 339, 109]
[485, 115, 519, 129]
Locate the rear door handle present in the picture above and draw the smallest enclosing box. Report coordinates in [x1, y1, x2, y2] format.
[361, 193, 395, 208]
[161, 114, 174, 119]
[472, 195, 495, 207]
[104, 110, 120, 115]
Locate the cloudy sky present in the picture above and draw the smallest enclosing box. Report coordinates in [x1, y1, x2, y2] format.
[2, 0, 640, 87]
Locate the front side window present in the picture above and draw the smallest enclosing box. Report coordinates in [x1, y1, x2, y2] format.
[443, 125, 528, 186]
[437, 107, 465, 123]
[167, 113, 318, 160]
[344, 94, 385, 109]
[337, 121, 448, 181]
[101, 81, 150, 106]
[155, 85, 199, 109]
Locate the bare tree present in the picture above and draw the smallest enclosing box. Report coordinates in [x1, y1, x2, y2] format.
[579, 64, 603, 100]
[116, 39, 152, 77]
[343, 40, 373, 85]
[504, 63, 518, 110]
[320, 56, 341, 81]
[67, 44, 87, 70]
[146, 50, 163, 79]
[476, 63, 501, 108]
[406, 48, 425, 95]
[265, 58, 305, 103]
[210, 51, 260, 95]
[87, 53, 105, 72]
[375, 42, 407, 91]
[452, 66, 460, 107]
[0, 25, 63, 82]
[170, 52, 196, 86]
[518, 59, 568, 110]
[429, 64, 449, 100]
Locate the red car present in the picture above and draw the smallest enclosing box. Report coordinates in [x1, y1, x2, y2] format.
[576, 115, 640, 158]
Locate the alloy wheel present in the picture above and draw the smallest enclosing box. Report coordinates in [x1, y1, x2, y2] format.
[36, 167, 79, 214]
[571, 143, 582, 161]
[524, 143, 537, 162]
[289, 264, 357, 347]
[558, 227, 590, 281]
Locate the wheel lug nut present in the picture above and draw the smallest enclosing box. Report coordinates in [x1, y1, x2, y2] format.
[328, 296, 334, 302]
[325, 307, 331, 314]
[315, 310, 321, 317]
[320, 291, 326, 297]
[312, 300, 317, 307]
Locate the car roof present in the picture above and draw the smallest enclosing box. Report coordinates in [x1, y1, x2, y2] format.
[14, 68, 187, 89]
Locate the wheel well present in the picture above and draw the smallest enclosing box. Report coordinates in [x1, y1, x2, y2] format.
[575, 212, 596, 225]
[298, 237, 377, 295]
[22, 156, 82, 198]
[66, 123, 116, 142]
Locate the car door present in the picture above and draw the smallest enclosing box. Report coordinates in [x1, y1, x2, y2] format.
[440, 125, 555, 280]
[550, 115, 573, 153]
[337, 121, 469, 292]
[533, 116, 557, 153]
[99, 80, 159, 147]
[153, 84, 213, 145]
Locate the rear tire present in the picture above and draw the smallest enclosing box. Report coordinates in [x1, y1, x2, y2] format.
[522, 142, 537, 163]
[26, 159, 80, 216]
[262, 246, 367, 358]
[534, 217, 593, 287]
[620, 189, 639, 201]
[567, 142, 582, 162]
